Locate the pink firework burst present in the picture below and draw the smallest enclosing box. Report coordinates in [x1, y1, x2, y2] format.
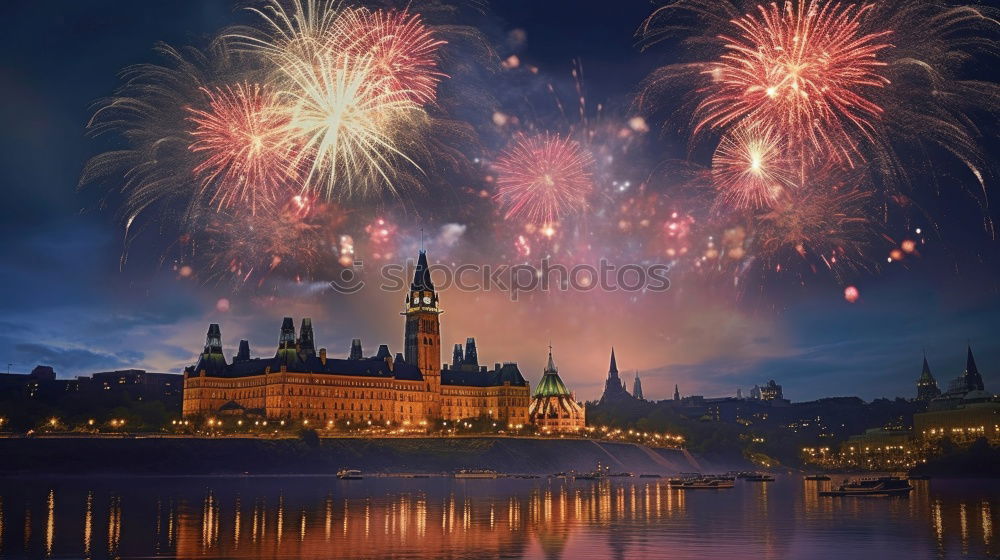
[333, 8, 447, 105]
[187, 83, 298, 213]
[493, 133, 595, 225]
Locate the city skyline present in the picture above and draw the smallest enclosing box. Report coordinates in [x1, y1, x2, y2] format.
[1, 0, 998, 403]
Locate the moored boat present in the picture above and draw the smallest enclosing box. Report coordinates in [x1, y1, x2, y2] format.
[337, 469, 363, 480]
[819, 476, 913, 497]
[670, 476, 735, 489]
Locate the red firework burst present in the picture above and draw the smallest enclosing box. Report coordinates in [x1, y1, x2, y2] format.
[332, 8, 447, 105]
[188, 83, 298, 213]
[493, 133, 595, 225]
[712, 120, 792, 209]
[697, 0, 891, 162]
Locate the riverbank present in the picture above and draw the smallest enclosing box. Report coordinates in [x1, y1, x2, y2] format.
[0, 436, 703, 476]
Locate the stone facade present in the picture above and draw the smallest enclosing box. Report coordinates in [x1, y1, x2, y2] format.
[182, 250, 531, 427]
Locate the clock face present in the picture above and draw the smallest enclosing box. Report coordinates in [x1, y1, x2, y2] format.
[422, 296, 432, 305]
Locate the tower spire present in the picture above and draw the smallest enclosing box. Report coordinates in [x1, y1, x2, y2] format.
[609, 347, 619, 377]
[964, 344, 985, 392]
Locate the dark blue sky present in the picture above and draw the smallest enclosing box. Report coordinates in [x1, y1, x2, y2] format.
[0, 0, 997, 401]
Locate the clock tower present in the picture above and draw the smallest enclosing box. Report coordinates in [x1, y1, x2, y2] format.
[404, 249, 442, 416]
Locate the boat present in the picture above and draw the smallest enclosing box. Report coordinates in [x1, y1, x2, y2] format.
[667, 472, 700, 485]
[608, 472, 634, 478]
[908, 474, 931, 481]
[744, 473, 775, 482]
[819, 476, 913, 497]
[709, 473, 736, 481]
[454, 469, 499, 479]
[337, 469, 363, 480]
[670, 476, 735, 489]
[804, 474, 831, 481]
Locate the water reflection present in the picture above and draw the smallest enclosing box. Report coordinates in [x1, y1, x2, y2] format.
[0, 476, 996, 559]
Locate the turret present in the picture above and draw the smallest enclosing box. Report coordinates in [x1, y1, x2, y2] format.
[206, 324, 223, 354]
[463, 338, 479, 367]
[349, 338, 364, 360]
[275, 317, 299, 365]
[235, 339, 251, 362]
[452, 343, 464, 367]
[298, 318, 316, 358]
[375, 344, 391, 360]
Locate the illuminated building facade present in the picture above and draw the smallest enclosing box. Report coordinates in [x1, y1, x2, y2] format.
[182, 250, 531, 427]
[528, 348, 586, 432]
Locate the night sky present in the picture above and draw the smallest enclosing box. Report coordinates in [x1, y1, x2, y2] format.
[1, 0, 998, 402]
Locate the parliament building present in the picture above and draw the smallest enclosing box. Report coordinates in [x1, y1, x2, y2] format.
[182, 250, 532, 427]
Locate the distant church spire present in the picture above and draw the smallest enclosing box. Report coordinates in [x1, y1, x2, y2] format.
[964, 345, 985, 392]
[673, 384, 680, 401]
[916, 352, 941, 402]
[599, 347, 632, 404]
[632, 371, 644, 400]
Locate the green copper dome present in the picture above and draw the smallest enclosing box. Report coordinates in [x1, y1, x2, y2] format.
[533, 350, 572, 398]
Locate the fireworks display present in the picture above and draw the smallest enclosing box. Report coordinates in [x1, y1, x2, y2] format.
[637, 0, 1000, 292]
[188, 83, 296, 213]
[333, 8, 448, 105]
[493, 133, 595, 225]
[711, 120, 791, 209]
[79, 0, 998, 302]
[696, 0, 891, 163]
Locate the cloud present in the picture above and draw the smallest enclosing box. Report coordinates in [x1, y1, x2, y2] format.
[437, 223, 467, 248]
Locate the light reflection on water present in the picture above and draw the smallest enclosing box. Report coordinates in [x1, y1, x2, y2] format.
[0, 476, 995, 559]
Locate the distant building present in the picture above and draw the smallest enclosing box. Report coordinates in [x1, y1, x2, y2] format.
[528, 348, 586, 432]
[916, 354, 941, 402]
[632, 371, 644, 401]
[0, 365, 181, 403]
[598, 348, 634, 404]
[915, 345, 997, 441]
[751, 380, 784, 401]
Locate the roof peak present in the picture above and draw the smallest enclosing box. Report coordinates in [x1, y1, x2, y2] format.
[410, 249, 435, 291]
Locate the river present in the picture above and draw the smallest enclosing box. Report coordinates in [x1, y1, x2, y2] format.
[0, 475, 995, 559]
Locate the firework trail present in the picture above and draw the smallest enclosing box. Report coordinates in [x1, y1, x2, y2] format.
[493, 133, 595, 225]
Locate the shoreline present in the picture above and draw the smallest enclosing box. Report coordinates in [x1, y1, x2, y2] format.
[0, 435, 705, 476]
